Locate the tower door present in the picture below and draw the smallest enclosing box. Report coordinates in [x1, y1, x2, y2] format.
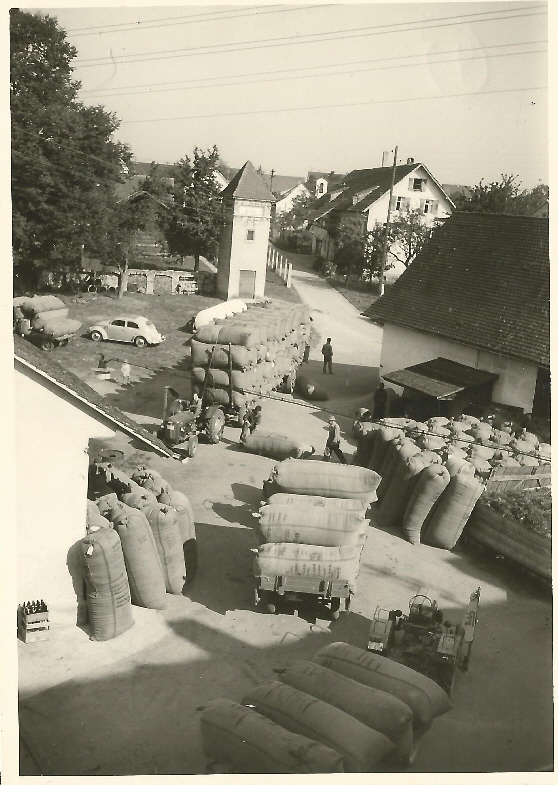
[238, 270, 256, 298]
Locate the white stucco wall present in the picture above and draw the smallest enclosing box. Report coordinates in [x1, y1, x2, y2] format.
[217, 198, 271, 299]
[380, 323, 538, 412]
[274, 183, 310, 214]
[15, 366, 116, 624]
[365, 165, 453, 229]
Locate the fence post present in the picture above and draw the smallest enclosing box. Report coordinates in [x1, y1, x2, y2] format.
[286, 262, 292, 288]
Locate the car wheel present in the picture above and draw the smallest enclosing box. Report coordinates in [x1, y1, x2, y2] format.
[90, 330, 103, 342]
[134, 336, 147, 348]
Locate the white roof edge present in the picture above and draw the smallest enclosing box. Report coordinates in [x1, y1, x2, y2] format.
[15, 355, 174, 458]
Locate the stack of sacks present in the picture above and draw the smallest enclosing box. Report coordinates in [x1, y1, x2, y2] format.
[193, 299, 247, 330]
[92, 463, 198, 595]
[312, 642, 453, 756]
[189, 300, 311, 408]
[16, 295, 81, 338]
[242, 432, 315, 460]
[256, 467, 379, 599]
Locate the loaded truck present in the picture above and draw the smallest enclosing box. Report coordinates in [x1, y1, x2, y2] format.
[13, 295, 81, 351]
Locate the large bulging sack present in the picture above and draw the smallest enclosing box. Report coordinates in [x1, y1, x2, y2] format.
[194, 299, 247, 329]
[376, 438, 420, 501]
[295, 375, 329, 401]
[403, 464, 450, 544]
[20, 294, 65, 317]
[142, 502, 185, 594]
[277, 660, 414, 763]
[31, 308, 69, 329]
[242, 681, 394, 772]
[422, 473, 485, 550]
[120, 485, 158, 509]
[256, 543, 362, 584]
[86, 500, 112, 532]
[41, 317, 81, 337]
[112, 506, 167, 609]
[313, 642, 452, 729]
[258, 504, 366, 547]
[201, 386, 249, 409]
[242, 434, 310, 461]
[199, 699, 344, 774]
[77, 527, 133, 641]
[267, 460, 380, 504]
[159, 489, 197, 582]
[377, 454, 430, 528]
[369, 426, 400, 473]
[265, 493, 368, 511]
[190, 339, 257, 370]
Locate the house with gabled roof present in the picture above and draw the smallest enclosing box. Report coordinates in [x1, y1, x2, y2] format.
[306, 170, 346, 198]
[310, 162, 454, 275]
[363, 212, 550, 420]
[14, 337, 176, 625]
[217, 161, 275, 299]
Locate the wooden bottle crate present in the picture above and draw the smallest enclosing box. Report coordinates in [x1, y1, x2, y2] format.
[17, 606, 50, 643]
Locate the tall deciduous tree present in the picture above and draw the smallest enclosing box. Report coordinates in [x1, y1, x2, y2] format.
[386, 208, 433, 268]
[454, 174, 549, 215]
[163, 146, 221, 272]
[10, 9, 130, 287]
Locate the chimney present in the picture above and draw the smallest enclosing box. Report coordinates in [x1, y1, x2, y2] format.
[407, 157, 415, 164]
[381, 151, 391, 167]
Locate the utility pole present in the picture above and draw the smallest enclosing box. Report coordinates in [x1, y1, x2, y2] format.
[378, 146, 398, 297]
[269, 168, 275, 193]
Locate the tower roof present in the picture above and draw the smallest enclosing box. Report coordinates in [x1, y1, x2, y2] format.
[219, 161, 275, 202]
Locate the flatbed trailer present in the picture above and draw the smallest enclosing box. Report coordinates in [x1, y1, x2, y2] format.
[254, 573, 354, 619]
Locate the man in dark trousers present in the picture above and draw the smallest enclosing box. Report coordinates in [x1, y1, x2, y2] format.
[324, 416, 346, 463]
[321, 337, 334, 374]
[372, 382, 387, 420]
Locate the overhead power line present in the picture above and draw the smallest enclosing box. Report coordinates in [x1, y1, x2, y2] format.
[81, 46, 547, 100]
[66, 5, 329, 36]
[119, 85, 547, 125]
[81, 39, 546, 96]
[73, 7, 547, 68]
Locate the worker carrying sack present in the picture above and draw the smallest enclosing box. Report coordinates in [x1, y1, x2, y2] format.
[142, 502, 185, 594]
[266, 460, 380, 504]
[313, 642, 452, 730]
[276, 660, 414, 763]
[111, 505, 167, 610]
[257, 504, 366, 547]
[242, 681, 394, 773]
[77, 527, 134, 642]
[199, 699, 344, 774]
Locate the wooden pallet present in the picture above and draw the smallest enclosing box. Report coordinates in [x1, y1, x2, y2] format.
[485, 463, 551, 492]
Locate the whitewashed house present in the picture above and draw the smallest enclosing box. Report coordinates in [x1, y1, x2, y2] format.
[364, 213, 550, 420]
[311, 161, 454, 278]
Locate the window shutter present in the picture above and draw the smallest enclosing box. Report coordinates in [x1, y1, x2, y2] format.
[408, 178, 414, 191]
[432, 200, 439, 215]
[419, 199, 426, 212]
[421, 179, 427, 192]
[405, 197, 412, 211]
[390, 195, 397, 210]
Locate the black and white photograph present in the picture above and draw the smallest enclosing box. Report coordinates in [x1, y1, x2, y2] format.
[5, 0, 550, 779]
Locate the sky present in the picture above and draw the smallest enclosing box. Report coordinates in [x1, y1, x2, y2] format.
[34, 2, 548, 188]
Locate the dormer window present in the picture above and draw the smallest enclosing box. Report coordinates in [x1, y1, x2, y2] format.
[409, 178, 427, 192]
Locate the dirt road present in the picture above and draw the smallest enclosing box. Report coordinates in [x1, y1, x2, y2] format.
[19, 265, 553, 776]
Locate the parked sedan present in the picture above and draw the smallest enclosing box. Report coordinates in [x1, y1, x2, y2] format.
[88, 315, 165, 347]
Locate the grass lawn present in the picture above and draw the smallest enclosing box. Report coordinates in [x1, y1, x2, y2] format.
[327, 276, 380, 313]
[37, 268, 304, 386]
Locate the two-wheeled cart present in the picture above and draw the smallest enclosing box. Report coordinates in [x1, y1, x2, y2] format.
[254, 573, 354, 620]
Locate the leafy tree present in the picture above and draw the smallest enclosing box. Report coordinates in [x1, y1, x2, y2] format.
[275, 193, 320, 234]
[454, 174, 549, 216]
[332, 216, 368, 282]
[385, 208, 433, 269]
[10, 9, 130, 287]
[162, 146, 221, 272]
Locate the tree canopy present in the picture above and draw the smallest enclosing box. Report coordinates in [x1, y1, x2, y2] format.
[453, 174, 548, 216]
[162, 146, 222, 271]
[11, 9, 130, 286]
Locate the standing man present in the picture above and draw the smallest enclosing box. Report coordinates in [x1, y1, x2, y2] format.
[372, 382, 387, 420]
[324, 416, 346, 463]
[121, 359, 131, 386]
[321, 338, 334, 374]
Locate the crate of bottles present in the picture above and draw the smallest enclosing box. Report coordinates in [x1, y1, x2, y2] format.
[18, 600, 49, 643]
